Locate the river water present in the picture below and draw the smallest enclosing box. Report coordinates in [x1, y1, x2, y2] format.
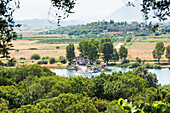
[50, 67, 170, 86]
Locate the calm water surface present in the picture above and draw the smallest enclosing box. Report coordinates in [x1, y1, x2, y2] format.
[50, 67, 170, 85]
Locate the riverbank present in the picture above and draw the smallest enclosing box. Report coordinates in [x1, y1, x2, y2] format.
[50, 67, 170, 85]
[2, 59, 170, 69]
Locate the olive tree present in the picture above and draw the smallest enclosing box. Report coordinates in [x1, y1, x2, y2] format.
[119, 45, 128, 60]
[152, 42, 165, 64]
[165, 45, 170, 62]
[101, 42, 113, 64]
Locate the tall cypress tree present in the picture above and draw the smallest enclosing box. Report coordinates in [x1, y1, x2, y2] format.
[113, 49, 119, 62]
[66, 43, 75, 65]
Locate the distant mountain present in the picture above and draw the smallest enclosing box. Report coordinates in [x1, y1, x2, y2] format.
[15, 19, 86, 28]
[107, 1, 144, 22]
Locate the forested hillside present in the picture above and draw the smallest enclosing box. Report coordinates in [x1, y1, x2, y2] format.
[39, 20, 170, 37]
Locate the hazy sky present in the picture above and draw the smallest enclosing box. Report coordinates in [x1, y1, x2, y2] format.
[14, 0, 125, 21]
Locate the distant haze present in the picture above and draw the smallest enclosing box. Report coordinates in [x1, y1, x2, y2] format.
[14, 0, 168, 26]
[14, 0, 124, 22]
[15, 19, 87, 27]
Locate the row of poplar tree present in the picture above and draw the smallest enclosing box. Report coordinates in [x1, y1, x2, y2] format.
[66, 38, 128, 65]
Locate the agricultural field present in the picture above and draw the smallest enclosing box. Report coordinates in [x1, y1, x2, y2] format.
[2, 40, 79, 66]
[1, 39, 169, 66]
[127, 42, 170, 60]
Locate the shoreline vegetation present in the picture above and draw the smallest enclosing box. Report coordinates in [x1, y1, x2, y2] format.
[8, 62, 170, 70]
[1, 58, 170, 69]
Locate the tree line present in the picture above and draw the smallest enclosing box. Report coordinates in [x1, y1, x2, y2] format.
[66, 39, 170, 65]
[39, 20, 169, 37]
[66, 38, 128, 65]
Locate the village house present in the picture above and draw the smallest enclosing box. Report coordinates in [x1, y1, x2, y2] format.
[75, 56, 89, 65]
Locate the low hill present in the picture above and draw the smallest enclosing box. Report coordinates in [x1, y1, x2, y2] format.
[15, 19, 86, 28]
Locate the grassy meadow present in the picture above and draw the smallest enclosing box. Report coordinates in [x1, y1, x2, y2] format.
[127, 42, 170, 60]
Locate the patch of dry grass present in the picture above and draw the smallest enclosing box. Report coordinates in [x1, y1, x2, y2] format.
[9, 40, 79, 63]
[127, 42, 170, 60]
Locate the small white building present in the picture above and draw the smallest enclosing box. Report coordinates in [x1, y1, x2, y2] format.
[75, 56, 89, 65]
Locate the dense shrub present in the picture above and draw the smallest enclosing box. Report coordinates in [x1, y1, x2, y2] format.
[122, 59, 130, 64]
[46, 56, 49, 59]
[143, 63, 162, 69]
[15, 94, 99, 113]
[56, 46, 60, 49]
[121, 63, 129, 68]
[20, 57, 26, 60]
[42, 56, 49, 60]
[1, 64, 169, 113]
[59, 56, 67, 64]
[42, 57, 46, 60]
[154, 64, 162, 69]
[0, 64, 54, 84]
[37, 60, 48, 64]
[136, 57, 141, 63]
[128, 62, 141, 68]
[49, 57, 55, 64]
[31, 54, 41, 60]
[143, 63, 154, 69]
[28, 48, 37, 50]
[15, 49, 19, 52]
[133, 66, 158, 87]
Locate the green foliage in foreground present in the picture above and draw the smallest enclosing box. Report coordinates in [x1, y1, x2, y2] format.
[16, 93, 99, 113]
[119, 98, 170, 113]
[0, 64, 169, 112]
